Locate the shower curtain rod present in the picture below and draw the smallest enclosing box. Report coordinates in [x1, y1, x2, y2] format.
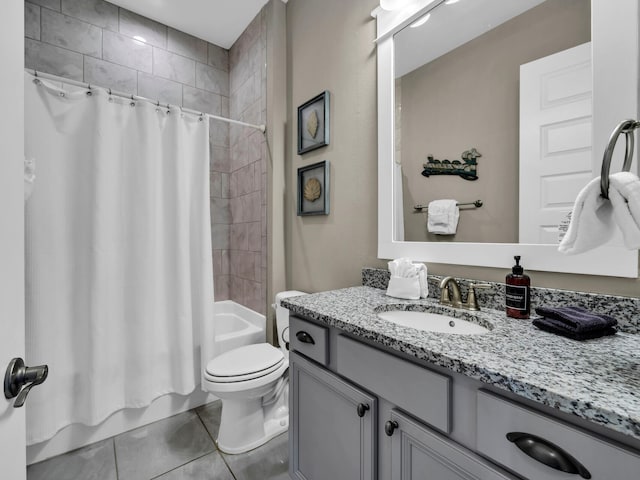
[25, 69, 266, 133]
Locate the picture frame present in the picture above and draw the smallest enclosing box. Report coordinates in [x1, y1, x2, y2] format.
[297, 91, 330, 155]
[297, 161, 330, 216]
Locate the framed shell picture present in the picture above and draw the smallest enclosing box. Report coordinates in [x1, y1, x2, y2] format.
[297, 91, 330, 155]
[297, 161, 330, 216]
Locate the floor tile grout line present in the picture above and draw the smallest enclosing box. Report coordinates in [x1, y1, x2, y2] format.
[217, 447, 240, 480]
[124, 404, 219, 479]
[148, 451, 215, 480]
[194, 405, 218, 447]
[138, 407, 217, 479]
[112, 437, 120, 480]
[195, 405, 239, 480]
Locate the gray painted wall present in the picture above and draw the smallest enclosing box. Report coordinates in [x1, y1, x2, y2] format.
[24, 0, 269, 313]
[286, 0, 386, 294]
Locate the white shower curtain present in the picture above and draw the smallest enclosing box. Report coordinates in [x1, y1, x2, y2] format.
[24, 73, 214, 444]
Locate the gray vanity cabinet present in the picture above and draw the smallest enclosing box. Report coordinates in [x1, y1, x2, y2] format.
[289, 315, 640, 480]
[289, 351, 377, 480]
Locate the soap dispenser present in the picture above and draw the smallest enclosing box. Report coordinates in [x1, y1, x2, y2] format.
[506, 256, 530, 319]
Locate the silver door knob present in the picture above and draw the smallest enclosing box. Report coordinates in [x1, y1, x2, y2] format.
[4, 358, 48, 408]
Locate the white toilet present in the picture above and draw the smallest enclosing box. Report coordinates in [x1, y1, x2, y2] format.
[203, 290, 306, 454]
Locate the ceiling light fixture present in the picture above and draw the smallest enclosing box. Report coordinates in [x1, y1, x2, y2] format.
[410, 13, 431, 28]
[445, 0, 460, 4]
[133, 35, 147, 43]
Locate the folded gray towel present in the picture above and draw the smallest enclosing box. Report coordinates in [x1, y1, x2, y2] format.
[533, 306, 617, 333]
[532, 317, 617, 340]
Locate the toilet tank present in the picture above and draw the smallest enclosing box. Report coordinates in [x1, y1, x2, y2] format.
[273, 290, 306, 357]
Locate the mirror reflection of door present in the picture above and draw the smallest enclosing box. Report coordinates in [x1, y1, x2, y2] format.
[394, 0, 591, 244]
[519, 42, 592, 244]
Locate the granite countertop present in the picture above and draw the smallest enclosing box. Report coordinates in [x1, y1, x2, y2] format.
[282, 286, 640, 441]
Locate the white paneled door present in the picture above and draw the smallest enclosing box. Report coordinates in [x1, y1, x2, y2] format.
[519, 42, 592, 244]
[0, 2, 26, 479]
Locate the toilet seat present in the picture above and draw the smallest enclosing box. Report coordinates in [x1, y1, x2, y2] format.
[205, 343, 285, 383]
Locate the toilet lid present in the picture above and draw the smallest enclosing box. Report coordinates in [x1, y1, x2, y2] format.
[206, 343, 285, 382]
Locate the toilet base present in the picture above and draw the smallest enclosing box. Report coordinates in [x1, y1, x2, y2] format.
[215, 380, 289, 454]
[217, 415, 288, 454]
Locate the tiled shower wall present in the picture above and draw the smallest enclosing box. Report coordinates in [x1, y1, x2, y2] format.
[226, 12, 268, 314]
[23, 0, 268, 314]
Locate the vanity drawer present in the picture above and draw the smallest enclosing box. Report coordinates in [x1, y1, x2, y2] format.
[289, 316, 329, 366]
[336, 335, 451, 433]
[476, 390, 640, 480]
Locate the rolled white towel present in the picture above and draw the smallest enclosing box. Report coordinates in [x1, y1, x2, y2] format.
[386, 258, 428, 299]
[427, 199, 459, 235]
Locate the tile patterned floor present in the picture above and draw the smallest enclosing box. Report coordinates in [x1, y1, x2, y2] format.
[27, 401, 289, 480]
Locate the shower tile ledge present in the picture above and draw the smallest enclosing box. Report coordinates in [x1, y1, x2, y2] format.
[282, 286, 640, 442]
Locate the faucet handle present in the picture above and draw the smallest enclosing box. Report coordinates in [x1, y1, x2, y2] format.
[465, 283, 492, 311]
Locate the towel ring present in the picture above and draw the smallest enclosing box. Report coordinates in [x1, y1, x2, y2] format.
[600, 119, 640, 198]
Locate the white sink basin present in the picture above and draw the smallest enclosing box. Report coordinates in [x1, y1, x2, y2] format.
[377, 310, 489, 335]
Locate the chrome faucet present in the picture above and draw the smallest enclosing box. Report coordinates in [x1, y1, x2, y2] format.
[439, 277, 491, 311]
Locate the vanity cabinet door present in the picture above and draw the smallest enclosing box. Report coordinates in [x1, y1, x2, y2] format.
[387, 409, 516, 480]
[290, 352, 377, 480]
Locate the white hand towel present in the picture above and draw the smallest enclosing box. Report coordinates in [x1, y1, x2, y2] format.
[427, 199, 459, 235]
[386, 258, 426, 300]
[558, 177, 614, 255]
[608, 172, 640, 249]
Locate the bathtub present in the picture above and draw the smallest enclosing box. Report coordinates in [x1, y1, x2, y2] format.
[214, 300, 266, 356]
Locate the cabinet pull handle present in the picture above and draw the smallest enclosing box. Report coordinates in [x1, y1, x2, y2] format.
[356, 403, 369, 417]
[295, 331, 315, 345]
[506, 432, 591, 479]
[385, 420, 399, 436]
